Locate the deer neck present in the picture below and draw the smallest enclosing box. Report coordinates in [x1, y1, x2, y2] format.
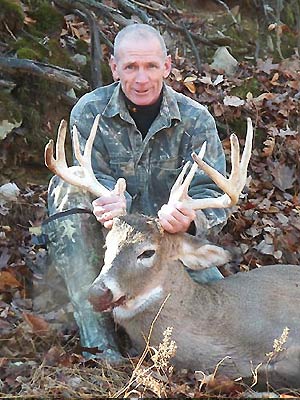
[114, 261, 198, 324]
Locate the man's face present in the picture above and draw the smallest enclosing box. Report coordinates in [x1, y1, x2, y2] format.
[110, 36, 171, 106]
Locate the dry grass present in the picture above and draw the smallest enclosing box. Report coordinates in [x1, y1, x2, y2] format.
[1, 311, 299, 399]
[0, 361, 132, 399]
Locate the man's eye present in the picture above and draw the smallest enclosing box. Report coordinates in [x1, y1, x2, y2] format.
[138, 250, 155, 260]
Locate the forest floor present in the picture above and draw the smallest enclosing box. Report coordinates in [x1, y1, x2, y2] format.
[1, 0, 300, 398]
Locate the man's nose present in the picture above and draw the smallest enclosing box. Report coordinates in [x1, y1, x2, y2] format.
[135, 68, 148, 83]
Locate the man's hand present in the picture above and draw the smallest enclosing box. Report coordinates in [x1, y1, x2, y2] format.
[92, 193, 126, 229]
[157, 202, 196, 234]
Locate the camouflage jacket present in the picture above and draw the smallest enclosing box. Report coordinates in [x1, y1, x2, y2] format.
[70, 82, 228, 233]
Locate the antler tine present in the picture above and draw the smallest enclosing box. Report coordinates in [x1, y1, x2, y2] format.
[191, 118, 253, 209]
[229, 134, 240, 182]
[168, 162, 191, 200]
[72, 115, 100, 168]
[167, 118, 253, 211]
[44, 115, 125, 198]
[168, 142, 207, 204]
[183, 142, 207, 191]
[240, 117, 253, 177]
[45, 119, 68, 173]
[227, 118, 253, 194]
[44, 139, 55, 170]
[56, 119, 68, 167]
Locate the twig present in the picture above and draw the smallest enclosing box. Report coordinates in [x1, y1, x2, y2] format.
[74, 7, 103, 89]
[115, 0, 152, 24]
[213, 0, 240, 28]
[182, 22, 201, 71]
[130, 0, 168, 12]
[54, 0, 132, 27]
[97, 28, 113, 52]
[4, 22, 17, 41]
[154, 13, 216, 47]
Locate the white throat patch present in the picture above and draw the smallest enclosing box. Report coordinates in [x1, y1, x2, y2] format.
[113, 285, 163, 321]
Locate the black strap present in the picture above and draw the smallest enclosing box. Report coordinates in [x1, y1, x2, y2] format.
[42, 208, 93, 226]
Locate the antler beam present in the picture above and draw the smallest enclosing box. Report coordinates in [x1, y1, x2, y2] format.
[168, 118, 253, 210]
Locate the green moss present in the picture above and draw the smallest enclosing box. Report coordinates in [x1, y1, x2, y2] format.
[274, 31, 298, 60]
[23, 106, 41, 134]
[284, 3, 297, 27]
[13, 36, 74, 68]
[28, 1, 64, 34]
[0, 92, 22, 122]
[23, 0, 47, 8]
[0, 0, 24, 17]
[47, 39, 73, 68]
[76, 39, 89, 54]
[0, 0, 24, 32]
[15, 76, 71, 142]
[17, 47, 42, 60]
[101, 62, 113, 85]
[13, 37, 48, 59]
[230, 77, 261, 98]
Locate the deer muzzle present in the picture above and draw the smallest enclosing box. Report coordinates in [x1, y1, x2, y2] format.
[88, 282, 126, 312]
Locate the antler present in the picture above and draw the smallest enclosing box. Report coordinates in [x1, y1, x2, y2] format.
[45, 114, 126, 198]
[168, 117, 253, 210]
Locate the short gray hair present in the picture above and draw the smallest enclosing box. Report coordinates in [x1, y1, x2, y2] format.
[113, 24, 168, 59]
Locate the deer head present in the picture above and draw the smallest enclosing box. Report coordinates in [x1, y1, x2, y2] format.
[88, 213, 231, 321]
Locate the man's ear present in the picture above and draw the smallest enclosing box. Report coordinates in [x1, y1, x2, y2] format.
[176, 234, 231, 270]
[109, 55, 119, 81]
[163, 55, 172, 78]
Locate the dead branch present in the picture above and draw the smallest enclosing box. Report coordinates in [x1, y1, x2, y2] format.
[0, 57, 89, 91]
[130, 0, 169, 12]
[54, 0, 132, 27]
[182, 23, 202, 71]
[213, 0, 241, 29]
[156, 16, 215, 47]
[72, 6, 103, 89]
[115, 0, 152, 24]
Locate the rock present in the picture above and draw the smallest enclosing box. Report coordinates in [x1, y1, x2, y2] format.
[210, 46, 238, 76]
[0, 119, 22, 141]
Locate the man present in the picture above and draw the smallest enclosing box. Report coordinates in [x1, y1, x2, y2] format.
[43, 24, 228, 361]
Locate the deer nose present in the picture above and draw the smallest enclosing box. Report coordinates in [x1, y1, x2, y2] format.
[88, 282, 113, 312]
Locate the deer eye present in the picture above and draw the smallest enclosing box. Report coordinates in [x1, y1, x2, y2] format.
[138, 250, 155, 260]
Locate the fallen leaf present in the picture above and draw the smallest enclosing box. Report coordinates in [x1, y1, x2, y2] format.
[199, 76, 213, 85]
[257, 58, 279, 74]
[262, 137, 275, 157]
[213, 74, 224, 86]
[0, 271, 22, 291]
[271, 162, 295, 191]
[223, 95, 245, 107]
[184, 81, 196, 93]
[22, 312, 50, 336]
[171, 68, 183, 82]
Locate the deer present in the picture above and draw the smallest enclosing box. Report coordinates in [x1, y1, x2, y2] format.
[45, 116, 300, 390]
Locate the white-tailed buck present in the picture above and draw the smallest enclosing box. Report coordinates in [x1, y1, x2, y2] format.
[45, 116, 300, 390]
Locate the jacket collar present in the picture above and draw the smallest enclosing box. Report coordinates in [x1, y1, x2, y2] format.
[102, 82, 182, 125]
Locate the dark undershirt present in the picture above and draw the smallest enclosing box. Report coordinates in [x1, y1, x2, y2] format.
[123, 91, 163, 138]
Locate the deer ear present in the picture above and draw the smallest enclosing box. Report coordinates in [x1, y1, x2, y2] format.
[178, 235, 231, 270]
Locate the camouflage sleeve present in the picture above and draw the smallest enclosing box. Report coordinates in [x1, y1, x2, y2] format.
[185, 109, 229, 234]
[69, 105, 133, 211]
